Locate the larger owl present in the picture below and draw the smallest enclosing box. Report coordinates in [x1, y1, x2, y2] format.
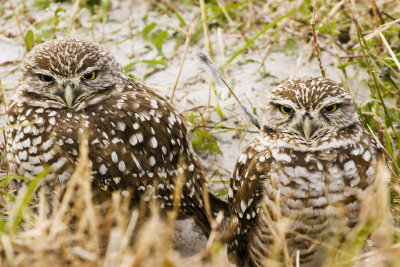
[6, 39, 227, 236]
[227, 77, 379, 266]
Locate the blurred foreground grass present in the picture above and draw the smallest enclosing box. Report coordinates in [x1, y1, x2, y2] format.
[0, 0, 399, 266]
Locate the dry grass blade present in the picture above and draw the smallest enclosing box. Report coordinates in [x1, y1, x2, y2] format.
[328, 0, 345, 18]
[67, 0, 81, 37]
[170, 23, 194, 104]
[378, 32, 400, 72]
[103, 194, 138, 267]
[48, 130, 99, 253]
[199, 0, 215, 61]
[0, 234, 14, 263]
[311, 0, 326, 78]
[10, 2, 24, 42]
[260, 189, 292, 267]
[216, 0, 233, 27]
[363, 17, 400, 41]
[352, 159, 395, 266]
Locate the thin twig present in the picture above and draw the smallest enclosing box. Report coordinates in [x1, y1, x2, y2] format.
[198, 52, 260, 129]
[370, 0, 384, 25]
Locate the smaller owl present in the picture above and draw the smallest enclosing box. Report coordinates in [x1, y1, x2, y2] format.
[6, 39, 227, 236]
[227, 77, 379, 266]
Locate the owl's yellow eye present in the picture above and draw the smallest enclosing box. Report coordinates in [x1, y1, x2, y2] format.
[279, 105, 294, 114]
[322, 104, 338, 113]
[82, 71, 97, 80]
[39, 74, 54, 82]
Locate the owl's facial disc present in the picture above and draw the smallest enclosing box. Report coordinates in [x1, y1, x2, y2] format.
[35, 72, 92, 109]
[261, 77, 359, 143]
[271, 103, 326, 142]
[18, 39, 125, 110]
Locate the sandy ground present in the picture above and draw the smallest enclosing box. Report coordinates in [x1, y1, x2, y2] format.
[0, 0, 370, 256]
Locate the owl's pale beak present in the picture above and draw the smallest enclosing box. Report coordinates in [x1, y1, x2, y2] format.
[303, 116, 312, 141]
[64, 84, 73, 108]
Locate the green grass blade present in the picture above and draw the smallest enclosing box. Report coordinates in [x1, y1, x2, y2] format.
[6, 169, 49, 234]
[224, 8, 299, 66]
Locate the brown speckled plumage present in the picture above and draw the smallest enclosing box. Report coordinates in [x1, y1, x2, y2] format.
[6, 39, 227, 236]
[227, 77, 379, 266]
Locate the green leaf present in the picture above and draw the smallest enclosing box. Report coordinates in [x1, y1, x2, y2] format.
[336, 60, 358, 71]
[172, 8, 186, 27]
[142, 22, 157, 39]
[32, 1, 52, 9]
[154, 30, 169, 52]
[188, 113, 199, 124]
[192, 129, 222, 155]
[54, 7, 66, 26]
[216, 102, 225, 119]
[41, 29, 55, 41]
[24, 30, 34, 52]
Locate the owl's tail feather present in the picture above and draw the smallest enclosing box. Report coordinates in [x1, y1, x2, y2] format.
[208, 192, 229, 218]
[187, 193, 229, 237]
[207, 192, 230, 234]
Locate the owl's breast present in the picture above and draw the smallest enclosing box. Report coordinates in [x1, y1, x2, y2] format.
[6, 102, 77, 187]
[255, 144, 377, 264]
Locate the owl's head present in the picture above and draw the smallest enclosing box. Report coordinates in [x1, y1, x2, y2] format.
[17, 38, 126, 110]
[260, 77, 360, 143]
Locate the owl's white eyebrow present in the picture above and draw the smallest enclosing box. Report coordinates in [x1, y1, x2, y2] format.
[270, 100, 296, 108]
[32, 68, 53, 75]
[79, 66, 100, 75]
[318, 98, 346, 108]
